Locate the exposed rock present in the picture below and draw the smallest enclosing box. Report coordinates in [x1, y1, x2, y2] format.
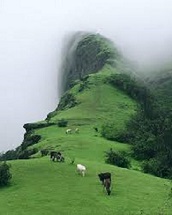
[60, 32, 121, 94]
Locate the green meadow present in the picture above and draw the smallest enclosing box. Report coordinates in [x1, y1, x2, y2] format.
[1, 154, 172, 215]
[1, 68, 172, 215]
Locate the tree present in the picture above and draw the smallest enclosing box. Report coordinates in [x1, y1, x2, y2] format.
[0, 162, 12, 187]
[105, 148, 131, 168]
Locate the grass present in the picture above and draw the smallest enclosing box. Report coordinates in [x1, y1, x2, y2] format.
[1, 68, 172, 214]
[1, 157, 172, 215]
[51, 68, 137, 128]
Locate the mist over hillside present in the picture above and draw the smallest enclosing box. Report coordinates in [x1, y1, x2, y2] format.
[1, 0, 172, 151]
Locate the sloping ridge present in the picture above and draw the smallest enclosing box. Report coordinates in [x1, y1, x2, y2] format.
[1, 33, 172, 215]
[16, 32, 135, 158]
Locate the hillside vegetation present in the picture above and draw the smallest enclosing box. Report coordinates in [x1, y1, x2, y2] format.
[29, 65, 137, 158]
[60, 32, 119, 92]
[1, 66, 172, 214]
[1, 32, 172, 214]
[147, 68, 172, 110]
[1, 157, 172, 215]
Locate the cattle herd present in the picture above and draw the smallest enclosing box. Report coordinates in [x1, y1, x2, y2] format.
[66, 128, 79, 134]
[48, 127, 112, 196]
[50, 150, 112, 195]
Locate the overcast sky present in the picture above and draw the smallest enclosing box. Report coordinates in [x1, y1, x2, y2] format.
[1, 0, 172, 151]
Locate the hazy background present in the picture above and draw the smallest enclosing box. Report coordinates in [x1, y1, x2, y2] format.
[1, 0, 172, 151]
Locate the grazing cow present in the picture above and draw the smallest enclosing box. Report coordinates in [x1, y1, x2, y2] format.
[77, 164, 86, 177]
[75, 128, 79, 133]
[104, 178, 111, 195]
[50, 151, 64, 162]
[98, 172, 111, 184]
[66, 129, 72, 134]
[94, 127, 98, 132]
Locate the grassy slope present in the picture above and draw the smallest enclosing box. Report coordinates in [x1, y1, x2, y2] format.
[52, 65, 136, 127]
[1, 158, 171, 215]
[1, 66, 172, 215]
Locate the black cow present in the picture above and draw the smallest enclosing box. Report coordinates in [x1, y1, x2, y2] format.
[98, 172, 112, 195]
[104, 178, 111, 195]
[98, 172, 111, 184]
[94, 127, 99, 132]
[50, 151, 64, 162]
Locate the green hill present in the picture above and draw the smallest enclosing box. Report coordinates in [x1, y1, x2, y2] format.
[27, 65, 137, 159]
[1, 66, 172, 215]
[1, 33, 172, 215]
[1, 157, 171, 215]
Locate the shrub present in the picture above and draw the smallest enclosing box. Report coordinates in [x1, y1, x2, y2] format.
[0, 162, 12, 187]
[105, 148, 131, 168]
[57, 119, 68, 127]
[0, 150, 17, 161]
[23, 123, 54, 132]
[18, 148, 38, 159]
[21, 134, 41, 150]
[46, 111, 57, 122]
[40, 149, 49, 156]
[142, 157, 172, 179]
[78, 75, 89, 92]
[141, 159, 170, 178]
[57, 93, 78, 111]
[101, 122, 129, 142]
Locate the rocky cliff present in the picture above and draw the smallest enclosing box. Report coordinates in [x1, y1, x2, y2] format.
[60, 32, 122, 94]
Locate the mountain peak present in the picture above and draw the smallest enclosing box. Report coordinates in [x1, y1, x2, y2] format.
[60, 32, 122, 94]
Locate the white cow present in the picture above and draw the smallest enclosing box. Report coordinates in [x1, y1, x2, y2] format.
[77, 164, 86, 177]
[66, 129, 72, 134]
[75, 128, 79, 133]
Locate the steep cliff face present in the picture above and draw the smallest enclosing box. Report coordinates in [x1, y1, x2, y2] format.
[60, 32, 122, 94]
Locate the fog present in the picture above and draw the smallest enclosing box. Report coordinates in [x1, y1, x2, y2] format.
[1, 0, 172, 151]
